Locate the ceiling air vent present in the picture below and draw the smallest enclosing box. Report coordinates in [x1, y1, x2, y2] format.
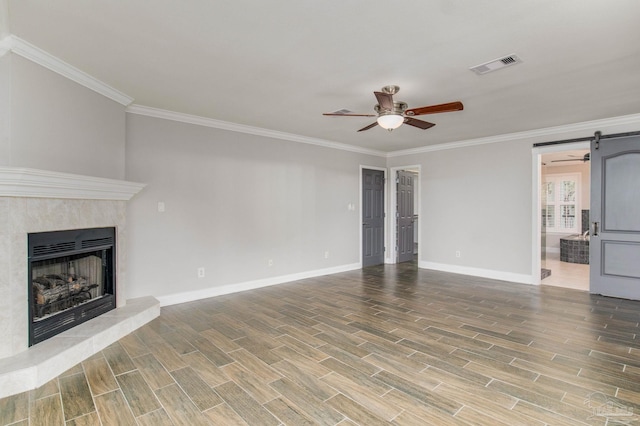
[470, 54, 523, 75]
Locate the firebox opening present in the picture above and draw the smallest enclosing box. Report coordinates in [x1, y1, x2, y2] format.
[28, 227, 116, 346]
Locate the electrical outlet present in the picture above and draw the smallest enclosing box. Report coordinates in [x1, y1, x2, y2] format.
[324, 251, 329, 259]
[197, 267, 205, 278]
[455, 250, 461, 258]
[268, 259, 273, 267]
[157, 202, 165, 212]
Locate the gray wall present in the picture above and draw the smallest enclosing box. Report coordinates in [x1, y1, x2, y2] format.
[6, 55, 125, 179]
[389, 141, 533, 276]
[124, 113, 384, 300]
[6, 49, 639, 302]
[387, 116, 639, 282]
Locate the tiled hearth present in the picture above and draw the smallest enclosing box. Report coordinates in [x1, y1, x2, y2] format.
[0, 167, 159, 398]
[0, 297, 159, 399]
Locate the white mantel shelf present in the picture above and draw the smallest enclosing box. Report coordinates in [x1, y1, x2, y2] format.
[0, 167, 146, 200]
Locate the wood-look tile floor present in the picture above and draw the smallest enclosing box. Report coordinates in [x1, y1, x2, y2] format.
[2, 262, 640, 425]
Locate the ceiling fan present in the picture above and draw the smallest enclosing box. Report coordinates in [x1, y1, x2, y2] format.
[323, 85, 463, 132]
[551, 153, 590, 163]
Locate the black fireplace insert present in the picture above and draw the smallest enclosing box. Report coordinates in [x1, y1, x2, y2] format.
[28, 227, 116, 346]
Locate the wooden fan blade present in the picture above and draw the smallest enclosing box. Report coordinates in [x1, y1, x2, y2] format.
[404, 117, 436, 130]
[374, 92, 394, 111]
[357, 122, 378, 132]
[404, 101, 464, 116]
[323, 113, 376, 117]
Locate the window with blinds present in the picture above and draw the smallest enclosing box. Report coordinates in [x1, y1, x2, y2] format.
[543, 173, 580, 234]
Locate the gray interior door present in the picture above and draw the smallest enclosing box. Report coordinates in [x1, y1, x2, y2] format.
[590, 134, 640, 299]
[362, 169, 385, 267]
[397, 171, 415, 263]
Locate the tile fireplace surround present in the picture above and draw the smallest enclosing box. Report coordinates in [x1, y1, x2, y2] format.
[0, 167, 159, 398]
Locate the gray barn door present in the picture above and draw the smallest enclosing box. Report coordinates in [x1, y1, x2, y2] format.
[363, 169, 385, 267]
[590, 134, 640, 299]
[397, 171, 415, 263]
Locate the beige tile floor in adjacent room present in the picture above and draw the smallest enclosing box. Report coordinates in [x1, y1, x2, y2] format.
[541, 252, 590, 291]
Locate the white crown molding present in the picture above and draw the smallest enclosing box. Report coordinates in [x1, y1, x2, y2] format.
[7, 33, 637, 158]
[387, 113, 640, 157]
[5, 35, 133, 106]
[0, 167, 146, 200]
[126, 104, 387, 158]
[130, 104, 640, 159]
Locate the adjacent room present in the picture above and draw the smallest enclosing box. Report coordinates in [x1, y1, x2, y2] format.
[540, 147, 591, 291]
[1, 1, 640, 425]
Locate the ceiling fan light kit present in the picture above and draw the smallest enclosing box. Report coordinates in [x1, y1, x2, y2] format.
[377, 114, 404, 130]
[323, 85, 463, 133]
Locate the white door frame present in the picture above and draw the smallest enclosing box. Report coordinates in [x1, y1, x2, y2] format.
[531, 142, 589, 284]
[359, 165, 388, 267]
[388, 165, 421, 264]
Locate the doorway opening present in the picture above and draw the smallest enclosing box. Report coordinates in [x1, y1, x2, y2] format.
[390, 166, 420, 265]
[534, 143, 590, 290]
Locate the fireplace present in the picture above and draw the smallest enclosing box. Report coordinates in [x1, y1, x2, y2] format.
[28, 227, 116, 346]
[0, 167, 159, 399]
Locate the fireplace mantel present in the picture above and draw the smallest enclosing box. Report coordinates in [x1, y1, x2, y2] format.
[0, 167, 145, 200]
[0, 167, 155, 398]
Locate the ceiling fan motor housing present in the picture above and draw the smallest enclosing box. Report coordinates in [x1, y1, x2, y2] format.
[375, 101, 408, 116]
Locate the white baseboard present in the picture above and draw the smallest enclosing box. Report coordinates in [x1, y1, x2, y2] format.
[545, 247, 560, 254]
[158, 263, 362, 307]
[419, 261, 535, 285]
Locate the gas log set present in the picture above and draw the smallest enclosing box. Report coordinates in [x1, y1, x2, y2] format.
[32, 273, 99, 318]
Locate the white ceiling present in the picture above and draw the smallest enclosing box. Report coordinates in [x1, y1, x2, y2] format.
[6, 1, 640, 152]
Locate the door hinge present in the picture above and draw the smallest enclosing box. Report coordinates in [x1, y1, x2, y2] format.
[594, 130, 601, 150]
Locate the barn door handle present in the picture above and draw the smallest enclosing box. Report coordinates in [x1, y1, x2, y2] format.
[592, 222, 599, 237]
[363, 223, 369, 226]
